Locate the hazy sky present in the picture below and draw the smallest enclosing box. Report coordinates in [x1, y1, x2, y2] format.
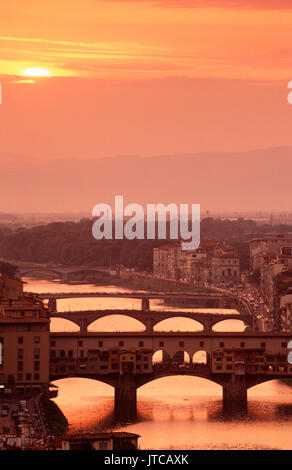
[0, 1, 292, 211]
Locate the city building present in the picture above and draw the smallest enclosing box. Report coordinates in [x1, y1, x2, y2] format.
[249, 236, 292, 329]
[212, 347, 289, 375]
[249, 234, 292, 272]
[0, 274, 50, 395]
[153, 241, 240, 287]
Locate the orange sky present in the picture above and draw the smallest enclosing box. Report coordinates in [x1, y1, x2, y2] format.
[1, 0, 292, 80]
[0, 1, 292, 211]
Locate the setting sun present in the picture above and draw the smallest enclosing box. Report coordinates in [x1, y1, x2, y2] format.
[21, 67, 51, 77]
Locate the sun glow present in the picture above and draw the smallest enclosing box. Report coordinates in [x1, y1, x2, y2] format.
[21, 67, 51, 77]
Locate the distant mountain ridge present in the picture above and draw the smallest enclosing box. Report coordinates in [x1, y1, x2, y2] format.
[0, 146, 291, 212]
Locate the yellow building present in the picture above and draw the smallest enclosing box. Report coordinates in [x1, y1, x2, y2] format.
[0, 275, 50, 395]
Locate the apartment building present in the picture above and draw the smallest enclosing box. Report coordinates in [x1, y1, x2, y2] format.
[0, 274, 50, 395]
[153, 242, 240, 287]
[249, 234, 292, 272]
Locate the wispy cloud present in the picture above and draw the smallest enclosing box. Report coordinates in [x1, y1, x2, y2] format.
[105, 0, 292, 8]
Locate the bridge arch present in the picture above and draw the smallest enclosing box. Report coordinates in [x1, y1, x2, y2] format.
[21, 268, 62, 279]
[88, 314, 146, 332]
[50, 317, 80, 332]
[153, 316, 204, 332]
[136, 373, 223, 390]
[173, 350, 191, 364]
[192, 350, 209, 365]
[211, 318, 247, 332]
[152, 349, 172, 365]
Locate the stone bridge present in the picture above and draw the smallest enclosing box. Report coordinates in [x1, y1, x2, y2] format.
[50, 365, 289, 419]
[49, 331, 292, 418]
[19, 265, 113, 281]
[50, 309, 253, 332]
[38, 290, 251, 316]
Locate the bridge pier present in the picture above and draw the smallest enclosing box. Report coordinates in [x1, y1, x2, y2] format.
[79, 319, 88, 334]
[222, 375, 247, 416]
[141, 298, 150, 311]
[114, 374, 137, 421]
[203, 319, 213, 332]
[48, 298, 57, 313]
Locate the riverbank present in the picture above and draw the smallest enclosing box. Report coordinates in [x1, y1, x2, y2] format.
[40, 395, 68, 437]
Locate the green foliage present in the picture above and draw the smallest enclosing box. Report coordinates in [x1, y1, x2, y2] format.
[0, 218, 291, 272]
[0, 260, 19, 277]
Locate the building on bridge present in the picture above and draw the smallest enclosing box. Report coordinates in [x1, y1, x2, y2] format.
[212, 347, 288, 375]
[0, 275, 50, 396]
[50, 344, 153, 377]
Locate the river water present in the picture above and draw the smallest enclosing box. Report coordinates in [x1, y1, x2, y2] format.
[24, 277, 292, 450]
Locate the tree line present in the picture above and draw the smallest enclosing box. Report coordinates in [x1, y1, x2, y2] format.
[0, 218, 291, 272]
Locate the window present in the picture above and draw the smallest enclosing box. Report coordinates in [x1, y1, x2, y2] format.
[34, 361, 40, 371]
[17, 373, 22, 381]
[98, 341, 103, 347]
[144, 356, 148, 361]
[179, 341, 184, 347]
[68, 350, 73, 358]
[227, 365, 232, 370]
[282, 342, 287, 348]
[227, 356, 232, 362]
[240, 342, 245, 348]
[261, 342, 266, 348]
[159, 341, 164, 347]
[34, 373, 40, 380]
[78, 341, 83, 347]
[34, 336, 40, 344]
[80, 350, 84, 358]
[34, 348, 40, 359]
[26, 373, 31, 381]
[138, 341, 144, 347]
[219, 342, 224, 348]
[18, 337, 23, 344]
[60, 350, 65, 358]
[51, 340, 56, 347]
[119, 341, 124, 347]
[17, 361, 23, 371]
[199, 341, 204, 347]
[216, 357, 222, 362]
[16, 326, 26, 331]
[143, 364, 148, 370]
[17, 349, 23, 359]
[216, 366, 222, 370]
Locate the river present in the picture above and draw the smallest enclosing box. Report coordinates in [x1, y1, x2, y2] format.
[24, 277, 292, 450]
